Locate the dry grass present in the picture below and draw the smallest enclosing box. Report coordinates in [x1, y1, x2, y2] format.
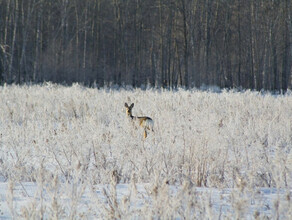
[0, 84, 291, 218]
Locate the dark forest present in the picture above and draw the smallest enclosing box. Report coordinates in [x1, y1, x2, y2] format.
[0, 0, 291, 90]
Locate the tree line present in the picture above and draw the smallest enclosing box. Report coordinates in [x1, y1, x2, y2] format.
[0, 0, 292, 90]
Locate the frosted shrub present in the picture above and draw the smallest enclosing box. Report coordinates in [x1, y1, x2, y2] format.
[0, 84, 291, 218]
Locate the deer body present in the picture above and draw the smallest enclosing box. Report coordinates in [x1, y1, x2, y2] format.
[125, 103, 154, 138]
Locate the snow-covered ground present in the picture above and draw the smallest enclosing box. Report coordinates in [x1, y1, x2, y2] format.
[0, 182, 290, 219]
[0, 84, 291, 219]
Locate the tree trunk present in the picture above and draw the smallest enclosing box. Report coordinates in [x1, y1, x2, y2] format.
[249, 0, 255, 89]
[82, 0, 88, 83]
[237, 0, 242, 87]
[159, 0, 164, 88]
[19, 0, 34, 83]
[181, 0, 189, 88]
[8, 0, 19, 83]
[33, 0, 42, 82]
[282, 0, 289, 91]
[288, 0, 292, 88]
[3, 0, 11, 45]
[270, 25, 279, 91]
[204, 0, 211, 86]
[0, 45, 5, 83]
[74, 0, 80, 82]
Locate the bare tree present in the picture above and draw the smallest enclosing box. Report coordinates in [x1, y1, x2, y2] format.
[8, 0, 19, 83]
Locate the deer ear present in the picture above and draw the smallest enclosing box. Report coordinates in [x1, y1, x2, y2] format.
[125, 103, 128, 107]
[130, 103, 134, 108]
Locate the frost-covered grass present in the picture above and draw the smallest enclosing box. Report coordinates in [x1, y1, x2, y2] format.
[0, 84, 291, 219]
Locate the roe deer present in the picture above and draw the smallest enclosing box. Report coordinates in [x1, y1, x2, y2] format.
[125, 103, 154, 138]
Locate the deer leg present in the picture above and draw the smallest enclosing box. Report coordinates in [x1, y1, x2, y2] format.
[143, 130, 147, 139]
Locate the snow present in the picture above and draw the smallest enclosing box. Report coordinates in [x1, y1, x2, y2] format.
[0, 182, 290, 219]
[0, 84, 291, 219]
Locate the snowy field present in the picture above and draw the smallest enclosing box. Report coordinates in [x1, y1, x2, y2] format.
[0, 84, 291, 219]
